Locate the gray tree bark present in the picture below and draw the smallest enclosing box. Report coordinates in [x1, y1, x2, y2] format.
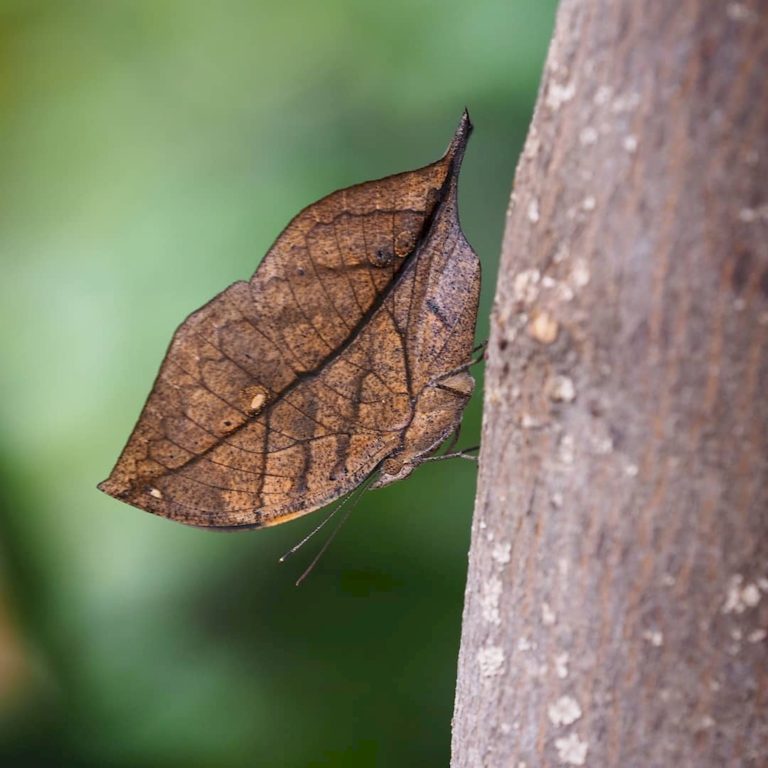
[451, 2, 768, 766]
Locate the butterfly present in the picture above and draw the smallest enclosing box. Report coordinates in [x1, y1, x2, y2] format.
[98, 112, 480, 532]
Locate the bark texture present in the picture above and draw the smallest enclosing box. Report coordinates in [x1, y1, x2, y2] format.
[452, 2, 768, 766]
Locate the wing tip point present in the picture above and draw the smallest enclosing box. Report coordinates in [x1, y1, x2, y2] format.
[447, 108, 473, 166]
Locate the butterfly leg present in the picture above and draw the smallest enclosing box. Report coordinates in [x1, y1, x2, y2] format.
[419, 445, 480, 464]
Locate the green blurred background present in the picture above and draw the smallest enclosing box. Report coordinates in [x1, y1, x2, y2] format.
[0, 2, 555, 765]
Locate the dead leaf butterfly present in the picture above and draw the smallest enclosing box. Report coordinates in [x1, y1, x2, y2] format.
[99, 112, 480, 533]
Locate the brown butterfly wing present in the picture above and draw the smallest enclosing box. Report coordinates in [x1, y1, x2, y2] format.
[98, 113, 476, 528]
[372, 154, 481, 483]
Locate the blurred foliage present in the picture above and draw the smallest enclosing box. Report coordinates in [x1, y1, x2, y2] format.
[0, 1, 556, 765]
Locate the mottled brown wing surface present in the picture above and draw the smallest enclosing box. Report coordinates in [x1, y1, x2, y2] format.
[98, 112, 478, 528]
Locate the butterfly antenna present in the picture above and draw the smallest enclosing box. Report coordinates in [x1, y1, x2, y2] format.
[278, 470, 375, 563]
[292, 472, 379, 586]
[279, 494, 353, 563]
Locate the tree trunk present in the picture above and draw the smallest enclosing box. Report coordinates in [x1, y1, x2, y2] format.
[451, 2, 768, 766]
